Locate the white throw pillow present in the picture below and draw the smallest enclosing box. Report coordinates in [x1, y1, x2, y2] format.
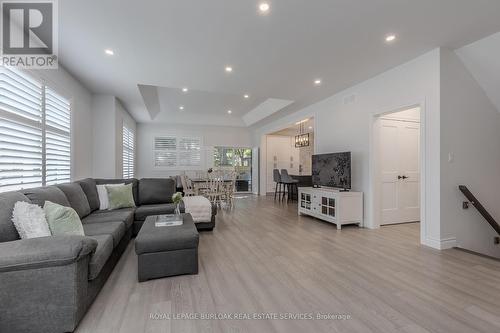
[96, 183, 124, 210]
[12, 201, 51, 239]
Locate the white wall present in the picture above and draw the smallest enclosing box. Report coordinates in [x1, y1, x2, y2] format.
[137, 123, 253, 178]
[380, 107, 421, 122]
[26, 65, 93, 180]
[265, 135, 300, 193]
[91, 95, 136, 178]
[91, 95, 116, 178]
[440, 48, 500, 257]
[253, 49, 442, 248]
[299, 132, 314, 175]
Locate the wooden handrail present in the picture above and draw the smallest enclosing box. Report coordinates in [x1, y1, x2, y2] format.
[459, 185, 500, 235]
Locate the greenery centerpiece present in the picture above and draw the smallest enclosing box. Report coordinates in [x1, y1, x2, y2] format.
[172, 192, 183, 215]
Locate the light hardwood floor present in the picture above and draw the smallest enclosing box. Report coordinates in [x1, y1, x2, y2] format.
[76, 195, 500, 333]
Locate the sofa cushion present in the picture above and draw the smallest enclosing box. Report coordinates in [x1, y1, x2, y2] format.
[83, 222, 125, 248]
[134, 203, 180, 221]
[82, 208, 135, 228]
[76, 178, 100, 212]
[0, 191, 30, 242]
[87, 234, 113, 280]
[56, 183, 91, 218]
[138, 178, 176, 205]
[22, 186, 70, 208]
[95, 179, 138, 205]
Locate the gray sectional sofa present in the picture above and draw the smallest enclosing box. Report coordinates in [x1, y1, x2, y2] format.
[0, 177, 216, 333]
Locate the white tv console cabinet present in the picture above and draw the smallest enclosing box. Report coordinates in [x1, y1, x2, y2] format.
[298, 187, 363, 229]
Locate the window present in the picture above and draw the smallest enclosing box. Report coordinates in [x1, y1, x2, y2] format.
[0, 67, 71, 192]
[154, 136, 201, 168]
[214, 147, 252, 168]
[122, 125, 135, 178]
[45, 87, 71, 185]
[213, 147, 253, 192]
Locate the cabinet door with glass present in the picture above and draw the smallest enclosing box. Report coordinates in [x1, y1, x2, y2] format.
[300, 192, 312, 211]
[319, 195, 336, 218]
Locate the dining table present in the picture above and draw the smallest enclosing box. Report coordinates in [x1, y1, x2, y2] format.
[190, 178, 233, 195]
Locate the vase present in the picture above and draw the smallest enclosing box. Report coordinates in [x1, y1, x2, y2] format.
[174, 203, 181, 215]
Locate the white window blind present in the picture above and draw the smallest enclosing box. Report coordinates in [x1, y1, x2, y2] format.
[45, 88, 71, 185]
[154, 136, 201, 168]
[154, 136, 177, 167]
[0, 67, 71, 192]
[178, 137, 201, 167]
[122, 125, 135, 178]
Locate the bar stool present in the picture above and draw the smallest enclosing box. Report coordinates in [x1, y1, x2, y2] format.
[273, 169, 284, 201]
[280, 169, 299, 202]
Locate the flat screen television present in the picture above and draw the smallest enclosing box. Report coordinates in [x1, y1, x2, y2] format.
[312, 152, 351, 189]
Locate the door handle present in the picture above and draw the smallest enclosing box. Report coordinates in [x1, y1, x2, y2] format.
[402, 175, 408, 180]
[398, 175, 403, 180]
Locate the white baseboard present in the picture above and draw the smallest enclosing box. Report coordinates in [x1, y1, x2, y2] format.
[423, 237, 457, 250]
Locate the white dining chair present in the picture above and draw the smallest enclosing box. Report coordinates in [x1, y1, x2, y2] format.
[180, 174, 197, 196]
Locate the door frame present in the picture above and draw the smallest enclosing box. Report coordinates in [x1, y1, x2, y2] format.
[369, 103, 426, 242]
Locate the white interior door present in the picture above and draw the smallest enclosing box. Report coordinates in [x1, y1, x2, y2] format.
[380, 118, 420, 225]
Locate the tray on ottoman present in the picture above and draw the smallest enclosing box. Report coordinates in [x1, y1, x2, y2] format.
[135, 213, 199, 282]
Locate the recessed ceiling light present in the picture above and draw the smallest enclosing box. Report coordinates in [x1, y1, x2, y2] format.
[104, 49, 114, 56]
[225, 66, 233, 73]
[227, 110, 232, 114]
[314, 79, 322, 86]
[182, 87, 189, 93]
[259, 2, 270, 13]
[244, 94, 249, 99]
[385, 34, 396, 42]
[179, 106, 184, 110]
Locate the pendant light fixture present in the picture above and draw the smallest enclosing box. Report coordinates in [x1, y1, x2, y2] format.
[295, 119, 310, 148]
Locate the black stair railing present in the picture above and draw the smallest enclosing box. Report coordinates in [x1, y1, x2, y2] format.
[459, 185, 500, 235]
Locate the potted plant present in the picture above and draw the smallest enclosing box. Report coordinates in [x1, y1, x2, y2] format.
[172, 192, 183, 215]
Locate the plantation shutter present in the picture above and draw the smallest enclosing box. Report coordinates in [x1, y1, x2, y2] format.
[178, 137, 201, 166]
[45, 87, 71, 185]
[0, 67, 72, 192]
[123, 125, 134, 178]
[0, 67, 43, 191]
[154, 136, 177, 167]
[153, 136, 202, 168]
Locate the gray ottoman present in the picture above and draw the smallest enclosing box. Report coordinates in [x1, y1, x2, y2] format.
[135, 213, 199, 282]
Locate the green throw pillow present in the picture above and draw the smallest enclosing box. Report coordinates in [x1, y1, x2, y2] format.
[106, 183, 136, 210]
[44, 201, 84, 236]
